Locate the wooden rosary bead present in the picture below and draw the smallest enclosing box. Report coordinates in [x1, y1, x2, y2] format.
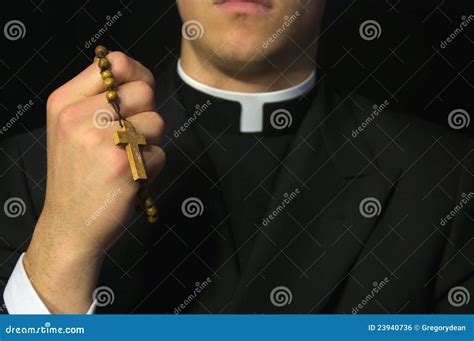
[106, 90, 118, 102]
[103, 77, 115, 88]
[101, 70, 113, 80]
[145, 197, 154, 208]
[95, 45, 108, 58]
[98, 58, 110, 70]
[147, 215, 158, 224]
[146, 206, 158, 216]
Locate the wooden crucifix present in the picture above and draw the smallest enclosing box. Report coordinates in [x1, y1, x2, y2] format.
[113, 120, 148, 181]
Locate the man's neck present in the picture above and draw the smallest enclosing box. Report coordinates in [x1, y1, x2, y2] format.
[179, 43, 316, 93]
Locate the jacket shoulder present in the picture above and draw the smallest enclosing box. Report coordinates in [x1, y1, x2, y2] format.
[334, 90, 473, 172]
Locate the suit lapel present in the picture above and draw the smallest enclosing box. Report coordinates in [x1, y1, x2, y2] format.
[230, 80, 401, 312]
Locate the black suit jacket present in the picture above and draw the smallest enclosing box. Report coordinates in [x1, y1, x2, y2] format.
[0, 63, 473, 314]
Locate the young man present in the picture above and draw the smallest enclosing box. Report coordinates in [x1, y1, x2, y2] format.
[1, 0, 473, 314]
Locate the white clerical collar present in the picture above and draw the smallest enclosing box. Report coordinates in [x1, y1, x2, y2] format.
[177, 60, 316, 133]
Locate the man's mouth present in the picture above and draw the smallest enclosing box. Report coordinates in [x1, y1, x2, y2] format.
[213, 0, 273, 15]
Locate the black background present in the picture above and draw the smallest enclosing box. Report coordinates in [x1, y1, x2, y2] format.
[0, 0, 472, 138]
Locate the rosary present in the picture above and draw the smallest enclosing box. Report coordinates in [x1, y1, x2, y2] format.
[94, 45, 158, 224]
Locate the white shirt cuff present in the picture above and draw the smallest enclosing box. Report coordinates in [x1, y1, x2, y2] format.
[3, 253, 96, 314]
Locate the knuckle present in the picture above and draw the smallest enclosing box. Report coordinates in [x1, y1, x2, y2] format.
[134, 80, 154, 98]
[56, 106, 79, 135]
[144, 69, 156, 89]
[132, 81, 155, 108]
[135, 59, 155, 89]
[46, 88, 64, 114]
[156, 147, 166, 163]
[109, 51, 132, 76]
[152, 113, 165, 136]
[80, 129, 103, 149]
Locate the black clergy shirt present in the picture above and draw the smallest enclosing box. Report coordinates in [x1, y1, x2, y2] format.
[176, 73, 316, 272]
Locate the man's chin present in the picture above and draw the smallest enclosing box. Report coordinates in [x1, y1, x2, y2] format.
[211, 50, 273, 75]
[215, 44, 264, 63]
[215, 35, 268, 58]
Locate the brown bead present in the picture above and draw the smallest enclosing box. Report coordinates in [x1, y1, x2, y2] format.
[103, 77, 115, 88]
[147, 206, 158, 216]
[145, 197, 154, 208]
[98, 58, 110, 69]
[106, 90, 118, 101]
[147, 214, 158, 224]
[95, 45, 108, 58]
[101, 70, 113, 80]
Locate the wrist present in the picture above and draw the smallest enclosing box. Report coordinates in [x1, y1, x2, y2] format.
[23, 217, 105, 313]
[23, 246, 104, 314]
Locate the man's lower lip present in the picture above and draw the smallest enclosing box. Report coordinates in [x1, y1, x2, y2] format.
[215, 2, 272, 15]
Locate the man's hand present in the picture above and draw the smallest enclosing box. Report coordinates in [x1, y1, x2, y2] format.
[23, 52, 165, 313]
